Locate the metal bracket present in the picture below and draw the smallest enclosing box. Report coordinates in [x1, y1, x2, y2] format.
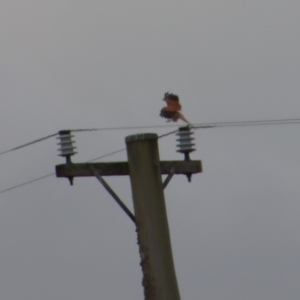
[90, 167, 136, 224]
[162, 166, 176, 190]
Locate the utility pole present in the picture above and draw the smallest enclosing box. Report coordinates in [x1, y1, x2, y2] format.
[55, 129, 202, 300]
[126, 133, 180, 300]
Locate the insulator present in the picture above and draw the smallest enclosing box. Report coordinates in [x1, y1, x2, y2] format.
[176, 126, 195, 154]
[57, 130, 77, 157]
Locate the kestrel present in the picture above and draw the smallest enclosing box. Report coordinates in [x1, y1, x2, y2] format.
[159, 92, 190, 123]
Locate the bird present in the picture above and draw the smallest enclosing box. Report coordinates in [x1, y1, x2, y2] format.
[159, 92, 190, 124]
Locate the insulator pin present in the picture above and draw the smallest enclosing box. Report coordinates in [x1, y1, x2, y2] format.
[176, 126, 196, 182]
[176, 126, 196, 154]
[57, 130, 77, 157]
[57, 130, 77, 186]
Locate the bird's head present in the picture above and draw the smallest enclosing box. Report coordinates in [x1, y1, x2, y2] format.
[163, 92, 170, 101]
[163, 92, 179, 102]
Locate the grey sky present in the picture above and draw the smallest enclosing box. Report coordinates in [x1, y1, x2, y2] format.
[1, 1, 300, 299]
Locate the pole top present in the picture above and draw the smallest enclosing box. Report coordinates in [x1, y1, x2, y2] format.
[125, 133, 158, 143]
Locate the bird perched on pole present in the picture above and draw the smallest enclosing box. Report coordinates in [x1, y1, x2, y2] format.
[160, 92, 190, 124]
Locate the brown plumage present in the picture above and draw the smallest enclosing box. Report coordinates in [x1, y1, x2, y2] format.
[159, 92, 190, 123]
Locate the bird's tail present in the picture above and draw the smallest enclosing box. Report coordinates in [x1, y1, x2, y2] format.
[177, 112, 191, 124]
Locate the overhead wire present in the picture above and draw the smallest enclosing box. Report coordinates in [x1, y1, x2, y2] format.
[192, 118, 300, 129]
[0, 173, 54, 195]
[71, 124, 178, 132]
[1, 117, 300, 195]
[0, 127, 180, 195]
[0, 132, 57, 156]
[3, 117, 300, 158]
[87, 148, 126, 162]
[158, 129, 179, 138]
[70, 117, 300, 133]
[0, 148, 127, 195]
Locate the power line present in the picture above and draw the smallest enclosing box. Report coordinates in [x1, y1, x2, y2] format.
[0, 133, 57, 156]
[87, 148, 126, 162]
[0, 173, 54, 195]
[71, 118, 300, 132]
[71, 125, 178, 132]
[158, 129, 179, 138]
[1, 117, 300, 195]
[0, 127, 183, 195]
[0, 148, 127, 195]
[0, 126, 178, 158]
[192, 118, 300, 129]
[0, 125, 181, 158]
[1, 118, 300, 158]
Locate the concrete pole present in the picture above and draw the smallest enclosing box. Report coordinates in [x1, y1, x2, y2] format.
[125, 133, 181, 300]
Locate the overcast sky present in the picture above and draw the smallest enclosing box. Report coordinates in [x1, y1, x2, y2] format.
[1, 1, 300, 299]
